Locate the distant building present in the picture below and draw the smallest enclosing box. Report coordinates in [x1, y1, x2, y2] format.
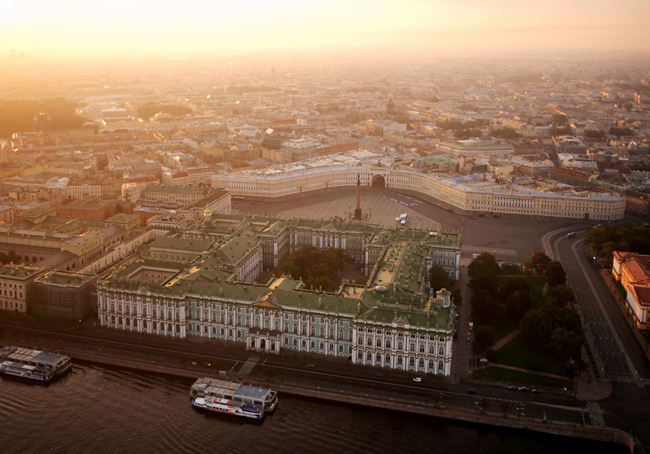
[0, 264, 45, 313]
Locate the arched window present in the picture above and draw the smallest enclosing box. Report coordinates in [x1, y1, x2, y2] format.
[420, 344, 425, 353]
[339, 344, 344, 353]
[418, 358, 424, 368]
[376, 338, 382, 347]
[319, 341, 324, 350]
[376, 353, 381, 364]
[358, 336, 363, 344]
[398, 341, 403, 350]
[410, 343, 415, 352]
[439, 346, 445, 355]
[397, 356, 403, 367]
[357, 351, 363, 360]
[385, 354, 390, 366]
[386, 339, 392, 349]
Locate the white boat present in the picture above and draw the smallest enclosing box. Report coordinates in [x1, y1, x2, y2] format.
[192, 397, 264, 420]
[0, 361, 54, 382]
[190, 378, 278, 412]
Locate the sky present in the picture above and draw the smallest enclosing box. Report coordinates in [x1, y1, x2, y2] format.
[1, 0, 649, 60]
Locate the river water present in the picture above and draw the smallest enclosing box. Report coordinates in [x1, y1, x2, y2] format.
[0, 363, 626, 454]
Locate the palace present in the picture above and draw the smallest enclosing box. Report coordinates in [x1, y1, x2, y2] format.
[97, 213, 460, 375]
[211, 153, 625, 221]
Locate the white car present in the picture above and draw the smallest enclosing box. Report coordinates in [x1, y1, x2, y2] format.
[413, 377, 422, 383]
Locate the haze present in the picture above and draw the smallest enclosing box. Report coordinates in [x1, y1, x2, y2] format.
[1, 0, 649, 60]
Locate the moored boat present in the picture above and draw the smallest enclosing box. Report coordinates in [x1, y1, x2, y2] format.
[191, 396, 265, 420]
[190, 377, 278, 412]
[0, 361, 54, 382]
[0, 346, 72, 376]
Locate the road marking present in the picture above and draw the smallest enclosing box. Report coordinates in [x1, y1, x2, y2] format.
[571, 242, 625, 354]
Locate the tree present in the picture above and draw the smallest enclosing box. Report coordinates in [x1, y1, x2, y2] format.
[547, 327, 583, 361]
[545, 261, 566, 287]
[278, 246, 346, 291]
[520, 308, 556, 347]
[547, 285, 575, 308]
[429, 265, 450, 293]
[585, 129, 606, 140]
[505, 291, 532, 324]
[473, 326, 496, 353]
[491, 127, 521, 139]
[478, 398, 490, 413]
[471, 289, 499, 324]
[530, 252, 551, 274]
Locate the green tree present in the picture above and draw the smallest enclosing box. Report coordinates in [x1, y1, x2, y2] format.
[585, 129, 606, 140]
[429, 265, 450, 293]
[473, 326, 496, 352]
[505, 291, 532, 324]
[520, 308, 556, 347]
[530, 252, 551, 274]
[545, 261, 566, 287]
[471, 290, 499, 324]
[547, 285, 575, 307]
[491, 127, 521, 139]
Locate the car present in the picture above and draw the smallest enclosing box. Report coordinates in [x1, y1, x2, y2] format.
[507, 385, 518, 391]
[191, 361, 197, 366]
[375, 372, 384, 379]
[531, 387, 539, 394]
[413, 377, 422, 383]
[467, 388, 477, 395]
[306, 364, 315, 368]
[204, 362, 212, 367]
[518, 386, 530, 392]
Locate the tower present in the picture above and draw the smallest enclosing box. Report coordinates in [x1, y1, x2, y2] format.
[354, 174, 363, 220]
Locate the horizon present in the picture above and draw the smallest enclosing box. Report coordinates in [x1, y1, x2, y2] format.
[1, 0, 649, 62]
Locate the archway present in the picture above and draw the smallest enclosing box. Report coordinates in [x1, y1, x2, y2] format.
[371, 174, 386, 187]
[260, 339, 266, 350]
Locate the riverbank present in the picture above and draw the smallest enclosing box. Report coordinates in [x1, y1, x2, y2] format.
[1, 334, 637, 453]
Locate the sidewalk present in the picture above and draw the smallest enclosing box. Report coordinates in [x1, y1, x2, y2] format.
[491, 329, 520, 352]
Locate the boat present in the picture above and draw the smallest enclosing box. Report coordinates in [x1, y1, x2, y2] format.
[0, 361, 54, 382]
[0, 346, 72, 376]
[191, 396, 265, 420]
[190, 377, 278, 412]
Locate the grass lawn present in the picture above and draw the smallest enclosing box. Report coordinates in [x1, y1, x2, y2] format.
[493, 334, 568, 377]
[472, 366, 572, 390]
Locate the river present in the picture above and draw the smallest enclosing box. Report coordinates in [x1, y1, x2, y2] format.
[0, 363, 626, 454]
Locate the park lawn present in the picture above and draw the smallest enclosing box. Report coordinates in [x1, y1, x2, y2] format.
[493, 334, 568, 377]
[472, 366, 572, 390]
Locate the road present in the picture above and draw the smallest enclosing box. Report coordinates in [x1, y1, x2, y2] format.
[546, 225, 650, 445]
[0, 317, 587, 426]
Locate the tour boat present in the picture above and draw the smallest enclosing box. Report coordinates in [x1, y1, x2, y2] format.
[0, 361, 54, 382]
[190, 377, 278, 412]
[191, 396, 265, 420]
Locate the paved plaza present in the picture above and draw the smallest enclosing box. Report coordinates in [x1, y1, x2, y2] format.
[233, 187, 586, 263]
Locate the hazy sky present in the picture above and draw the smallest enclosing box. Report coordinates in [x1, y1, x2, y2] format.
[1, 0, 649, 59]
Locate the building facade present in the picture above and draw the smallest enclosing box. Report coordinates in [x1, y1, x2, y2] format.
[97, 217, 459, 375]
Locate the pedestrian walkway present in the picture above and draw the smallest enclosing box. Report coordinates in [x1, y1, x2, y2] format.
[608, 373, 650, 385]
[238, 356, 260, 375]
[491, 329, 520, 352]
[586, 402, 606, 426]
[486, 362, 570, 381]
